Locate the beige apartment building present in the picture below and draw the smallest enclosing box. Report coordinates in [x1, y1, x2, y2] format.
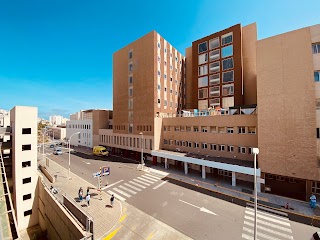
[99, 24, 320, 201]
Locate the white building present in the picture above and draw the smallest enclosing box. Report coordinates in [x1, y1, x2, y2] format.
[66, 119, 93, 147]
[0, 110, 10, 127]
[49, 115, 63, 126]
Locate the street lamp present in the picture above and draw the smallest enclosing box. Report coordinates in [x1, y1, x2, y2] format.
[68, 132, 80, 180]
[139, 132, 144, 168]
[252, 147, 259, 240]
[42, 127, 52, 162]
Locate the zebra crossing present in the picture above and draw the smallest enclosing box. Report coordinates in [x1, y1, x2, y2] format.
[106, 173, 162, 202]
[242, 203, 294, 240]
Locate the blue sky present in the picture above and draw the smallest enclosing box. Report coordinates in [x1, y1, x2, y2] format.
[0, 0, 319, 119]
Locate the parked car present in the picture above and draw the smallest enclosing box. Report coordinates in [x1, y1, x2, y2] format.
[50, 144, 55, 148]
[53, 148, 63, 155]
[56, 142, 62, 146]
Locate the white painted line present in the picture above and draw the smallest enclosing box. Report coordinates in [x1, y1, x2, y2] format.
[179, 199, 217, 215]
[107, 190, 126, 202]
[118, 185, 137, 195]
[243, 227, 281, 240]
[153, 180, 169, 190]
[243, 221, 293, 239]
[137, 177, 154, 184]
[133, 179, 150, 186]
[244, 216, 292, 232]
[246, 203, 288, 217]
[129, 181, 146, 189]
[141, 175, 158, 182]
[246, 207, 289, 221]
[124, 183, 142, 191]
[145, 173, 162, 180]
[241, 234, 255, 240]
[101, 180, 124, 190]
[113, 188, 131, 198]
[245, 211, 290, 226]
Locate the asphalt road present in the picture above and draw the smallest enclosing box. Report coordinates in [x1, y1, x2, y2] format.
[41, 146, 318, 240]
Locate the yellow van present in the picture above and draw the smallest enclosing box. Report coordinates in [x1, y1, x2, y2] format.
[93, 146, 109, 156]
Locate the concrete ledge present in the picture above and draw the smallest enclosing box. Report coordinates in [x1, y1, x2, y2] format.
[39, 164, 55, 183]
[164, 175, 320, 228]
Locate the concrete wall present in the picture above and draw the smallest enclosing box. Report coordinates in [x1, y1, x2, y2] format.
[257, 27, 319, 181]
[38, 181, 85, 240]
[10, 106, 39, 231]
[92, 110, 111, 147]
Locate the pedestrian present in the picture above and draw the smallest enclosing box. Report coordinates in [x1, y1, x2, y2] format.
[310, 194, 317, 209]
[110, 194, 115, 207]
[86, 187, 90, 196]
[78, 187, 83, 202]
[86, 194, 91, 207]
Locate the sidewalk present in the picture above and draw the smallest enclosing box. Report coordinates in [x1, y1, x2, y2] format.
[39, 158, 122, 239]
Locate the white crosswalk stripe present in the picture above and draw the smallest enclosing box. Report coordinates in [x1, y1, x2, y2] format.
[124, 183, 142, 191]
[113, 187, 131, 198]
[107, 190, 126, 202]
[141, 175, 159, 182]
[129, 180, 146, 188]
[133, 178, 150, 186]
[242, 205, 294, 240]
[137, 177, 154, 184]
[118, 185, 137, 195]
[145, 173, 161, 180]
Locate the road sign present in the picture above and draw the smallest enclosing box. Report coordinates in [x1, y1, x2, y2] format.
[92, 172, 100, 178]
[101, 166, 110, 176]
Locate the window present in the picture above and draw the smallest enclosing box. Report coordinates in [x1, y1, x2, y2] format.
[23, 194, 31, 200]
[163, 126, 167, 131]
[24, 210, 32, 216]
[239, 146, 246, 154]
[227, 127, 234, 134]
[187, 142, 192, 147]
[238, 127, 246, 134]
[210, 86, 220, 97]
[248, 127, 256, 134]
[129, 87, 133, 97]
[128, 99, 133, 109]
[221, 45, 233, 58]
[228, 145, 234, 152]
[198, 88, 208, 99]
[164, 139, 168, 144]
[222, 84, 234, 96]
[128, 111, 133, 121]
[210, 126, 217, 133]
[175, 140, 180, 146]
[209, 62, 220, 73]
[22, 161, 31, 168]
[209, 98, 220, 107]
[198, 65, 208, 76]
[157, 84, 161, 90]
[129, 76, 133, 84]
[201, 126, 208, 132]
[198, 42, 208, 53]
[222, 32, 233, 45]
[22, 128, 31, 134]
[129, 63, 133, 72]
[194, 142, 199, 148]
[219, 145, 225, 151]
[23, 177, 31, 184]
[248, 147, 254, 155]
[209, 38, 219, 50]
[312, 43, 320, 54]
[222, 96, 234, 108]
[180, 126, 185, 132]
[209, 49, 220, 61]
[222, 58, 234, 70]
[209, 74, 220, 86]
[218, 127, 225, 133]
[211, 144, 217, 150]
[198, 100, 208, 110]
[186, 126, 191, 132]
[193, 126, 199, 132]
[129, 51, 133, 59]
[315, 71, 320, 82]
[317, 128, 320, 139]
[157, 99, 160, 104]
[164, 100, 167, 106]
[312, 181, 320, 194]
[199, 53, 208, 65]
[164, 74, 167, 79]
[150, 139, 152, 150]
[174, 126, 180, 131]
[202, 143, 208, 149]
[223, 71, 234, 83]
[128, 124, 133, 133]
[22, 144, 31, 151]
[158, 42, 161, 48]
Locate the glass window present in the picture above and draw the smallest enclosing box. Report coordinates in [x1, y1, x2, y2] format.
[209, 62, 220, 73]
[198, 99, 208, 110]
[221, 45, 233, 58]
[198, 88, 208, 99]
[198, 65, 208, 76]
[222, 32, 233, 45]
[129, 51, 133, 59]
[209, 98, 220, 107]
[210, 86, 220, 97]
[129, 75, 133, 84]
[312, 43, 320, 54]
[129, 87, 133, 97]
[158, 43, 161, 48]
[198, 76, 208, 88]
[199, 53, 208, 65]
[222, 58, 234, 70]
[222, 84, 234, 96]
[129, 63, 133, 72]
[209, 49, 220, 61]
[209, 74, 220, 86]
[315, 71, 320, 82]
[198, 42, 208, 53]
[209, 38, 219, 50]
[222, 96, 234, 108]
[223, 71, 234, 83]
[193, 126, 199, 132]
[128, 99, 133, 109]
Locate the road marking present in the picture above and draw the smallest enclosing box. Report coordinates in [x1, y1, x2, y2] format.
[153, 180, 169, 190]
[141, 175, 159, 182]
[137, 177, 154, 184]
[103, 225, 122, 240]
[133, 179, 150, 186]
[129, 181, 146, 189]
[145, 173, 161, 180]
[246, 203, 288, 217]
[113, 188, 132, 198]
[243, 227, 281, 240]
[124, 183, 142, 191]
[245, 211, 290, 226]
[82, 160, 91, 165]
[102, 180, 124, 190]
[179, 199, 217, 215]
[118, 185, 137, 195]
[146, 231, 155, 240]
[243, 221, 293, 239]
[246, 207, 289, 221]
[119, 213, 127, 223]
[244, 216, 292, 232]
[107, 190, 126, 202]
[241, 233, 256, 240]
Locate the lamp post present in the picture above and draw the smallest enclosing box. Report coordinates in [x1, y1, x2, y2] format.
[68, 132, 80, 180]
[252, 147, 259, 240]
[42, 127, 52, 162]
[139, 132, 144, 168]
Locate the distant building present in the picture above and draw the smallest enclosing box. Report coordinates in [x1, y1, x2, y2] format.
[47, 126, 66, 140]
[49, 115, 63, 126]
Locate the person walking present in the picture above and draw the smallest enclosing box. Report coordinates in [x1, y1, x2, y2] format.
[310, 194, 317, 209]
[110, 194, 115, 207]
[86, 194, 91, 207]
[86, 187, 90, 196]
[78, 187, 83, 202]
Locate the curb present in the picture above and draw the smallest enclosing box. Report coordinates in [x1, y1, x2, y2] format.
[164, 175, 320, 228]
